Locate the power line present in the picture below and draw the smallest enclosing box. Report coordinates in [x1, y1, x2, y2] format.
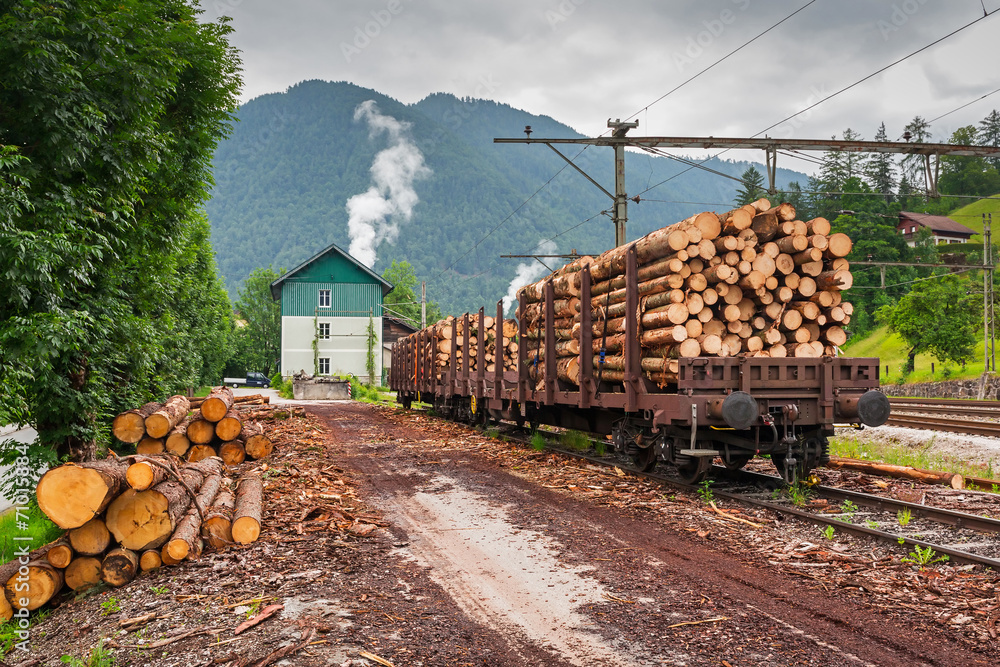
[850, 267, 977, 290]
[635, 7, 1000, 199]
[927, 85, 1000, 126]
[623, 1, 818, 122]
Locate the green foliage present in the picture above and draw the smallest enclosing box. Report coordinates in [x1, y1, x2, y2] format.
[229, 267, 282, 378]
[100, 597, 121, 616]
[0, 0, 241, 463]
[60, 639, 115, 667]
[897, 508, 912, 527]
[1, 609, 51, 658]
[839, 500, 858, 522]
[787, 483, 812, 507]
[382, 260, 442, 326]
[366, 314, 377, 386]
[696, 480, 715, 504]
[348, 375, 381, 403]
[149, 585, 169, 595]
[901, 544, 949, 568]
[876, 274, 980, 373]
[530, 432, 546, 451]
[734, 166, 765, 206]
[820, 525, 836, 540]
[558, 430, 590, 452]
[0, 506, 63, 564]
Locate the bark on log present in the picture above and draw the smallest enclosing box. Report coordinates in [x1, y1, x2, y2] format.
[166, 473, 223, 561]
[826, 457, 964, 489]
[36, 458, 130, 529]
[202, 483, 235, 549]
[101, 548, 139, 587]
[200, 386, 235, 423]
[68, 518, 111, 556]
[233, 474, 264, 544]
[64, 556, 103, 591]
[112, 401, 162, 444]
[105, 473, 202, 551]
[145, 395, 191, 439]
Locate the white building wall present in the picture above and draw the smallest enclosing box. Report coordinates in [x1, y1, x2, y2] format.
[281, 315, 383, 382]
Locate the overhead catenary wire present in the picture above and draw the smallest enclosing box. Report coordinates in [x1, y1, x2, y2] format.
[635, 7, 1000, 199]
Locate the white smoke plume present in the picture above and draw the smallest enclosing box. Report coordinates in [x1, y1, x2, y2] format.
[502, 240, 558, 315]
[347, 100, 431, 267]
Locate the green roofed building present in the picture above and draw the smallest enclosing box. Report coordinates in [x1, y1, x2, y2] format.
[270, 243, 392, 382]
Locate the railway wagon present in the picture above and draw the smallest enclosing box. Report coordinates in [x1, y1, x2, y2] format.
[392, 220, 890, 484]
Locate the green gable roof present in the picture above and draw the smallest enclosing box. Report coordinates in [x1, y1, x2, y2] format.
[270, 242, 393, 300]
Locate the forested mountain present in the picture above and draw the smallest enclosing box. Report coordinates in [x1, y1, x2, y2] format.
[206, 80, 806, 314]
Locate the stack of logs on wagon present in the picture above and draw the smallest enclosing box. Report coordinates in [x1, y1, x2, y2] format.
[402, 200, 854, 389]
[518, 199, 854, 387]
[420, 315, 520, 379]
[0, 389, 274, 620]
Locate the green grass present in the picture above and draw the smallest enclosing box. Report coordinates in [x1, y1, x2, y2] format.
[0, 506, 63, 565]
[946, 194, 1000, 238]
[558, 430, 590, 452]
[530, 432, 546, 451]
[844, 325, 1000, 385]
[831, 433, 998, 483]
[192, 386, 212, 398]
[59, 638, 115, 667]
[0, 609, 51, 658]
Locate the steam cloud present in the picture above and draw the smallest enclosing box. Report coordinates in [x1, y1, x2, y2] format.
[347, 100, 431, 267]
[502, 240, 558, 315]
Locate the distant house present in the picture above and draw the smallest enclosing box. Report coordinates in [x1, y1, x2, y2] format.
[270, 243, 392, 383]
[897, 211, 976, 247]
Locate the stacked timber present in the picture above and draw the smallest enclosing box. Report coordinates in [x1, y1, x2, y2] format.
[517, 200, 854, 387]
[111, 387, 274, 465]
[1, 459, 264, 617]
[423, 315, 519, 380]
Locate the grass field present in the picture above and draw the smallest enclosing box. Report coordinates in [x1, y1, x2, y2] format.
[0, 505, 63, 565]
[842, 325, 1000, 385]
[946, 195, 1000, 238]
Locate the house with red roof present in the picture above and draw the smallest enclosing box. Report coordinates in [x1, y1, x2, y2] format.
[896, 212, 976, 247]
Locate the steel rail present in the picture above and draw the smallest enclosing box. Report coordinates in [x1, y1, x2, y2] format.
[889, 397, 1000, 409]
[884, 415, 1000, 437]
[723, 467, 1000, 534]
[890, 404, 1000, 416]
[502, 429, 1000, 569]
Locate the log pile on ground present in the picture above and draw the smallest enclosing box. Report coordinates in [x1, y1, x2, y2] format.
[1, 458, 265, 617]
[110, 387, 273, 465]
[422, 315, 519, 380]
[517, 200, 854, 387]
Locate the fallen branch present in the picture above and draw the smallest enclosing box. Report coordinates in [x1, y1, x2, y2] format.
[234, 604, 284, 635]
[359, 650, 396, 667]
[667, 616, 728, 629]
[249, 627, 317, 667]
[709, 501, 764, 528]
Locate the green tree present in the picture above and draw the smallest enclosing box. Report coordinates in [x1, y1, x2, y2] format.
[865, 122, 897, 202]
[230, 267, 283, 378]
[939, 125, 1000, 199]
[382, 260, 443, 326]
[978, 109, 1000, 171]
[877, 275, 980, 374]
[901, 116, 932, 188]
[734, 165, 765, 206]
[0, 0, 241, 462]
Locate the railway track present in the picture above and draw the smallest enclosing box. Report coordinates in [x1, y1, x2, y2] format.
[885, 397, 1000, 436]
[883, 414, 1000, 437]
[503, 425, 1000, 570]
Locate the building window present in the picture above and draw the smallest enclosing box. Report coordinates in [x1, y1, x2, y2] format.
[318, 289, 331, 308]
[318, 322, 330, 339]
[910, 226, 916, 233]
[318, 357, 330, 375]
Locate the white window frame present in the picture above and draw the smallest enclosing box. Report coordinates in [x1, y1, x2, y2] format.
[318, 289, 331, 308]
[318, 357, 330, 375]
[318, 322, 331, 339]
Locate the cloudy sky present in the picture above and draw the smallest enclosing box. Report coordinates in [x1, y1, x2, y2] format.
[202, 0, 1000, 173]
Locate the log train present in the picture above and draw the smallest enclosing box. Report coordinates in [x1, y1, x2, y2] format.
[390, 202, 891, 484]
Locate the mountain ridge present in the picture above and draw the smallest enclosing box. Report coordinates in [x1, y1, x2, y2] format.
[205, 79, 810, 314]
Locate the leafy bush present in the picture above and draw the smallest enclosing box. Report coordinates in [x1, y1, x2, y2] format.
[348, 375, 381, 403]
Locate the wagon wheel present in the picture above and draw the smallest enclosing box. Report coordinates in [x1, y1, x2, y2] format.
[721, 454, 752, 471]
[629, 443, 658, 472]
[676, 456, 712, 484]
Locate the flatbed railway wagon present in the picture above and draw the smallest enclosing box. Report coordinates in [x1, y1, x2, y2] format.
[391, 208, 890, 484]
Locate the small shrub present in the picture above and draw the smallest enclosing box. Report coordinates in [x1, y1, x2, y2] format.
[820, 525, 835, 540]
[897, 508, 912, 527]
[60, 639, 115, 667]
[99, 597, 121, 616]
[559, 430, 590, 452]
[696, 480, 714, 504]
[901, 544, 949, 568]
[530, 432, 546, 451]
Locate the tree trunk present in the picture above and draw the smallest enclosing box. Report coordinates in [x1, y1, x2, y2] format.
[215, 409, 243, 442]
[4, 561, 63, 610]
[826, 457, 964, 489]
[101, 548, 139, 587]
[45, 537, 74, 569]
[166, 416, 193, 457]
[105, 474, 203, 551]
[166, 473, 223, 561]
[144, 395, 192, 439]
[233, 474, 263, 544]
[139, 550, 162, 572]
[219, 441, 246, 466]
[64, 556, 103, 591]
[202, 483, 235, 549]
[36, 458, 130, 529]
[200, 386, 235, 423]
[187, 412, 216, 445]
[136, 436, 165, 455]
[68, 518, 111, 556]
[112, 401, 162, 444]
[187, 444, 217, 463]
[126, 458, 170, 492]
